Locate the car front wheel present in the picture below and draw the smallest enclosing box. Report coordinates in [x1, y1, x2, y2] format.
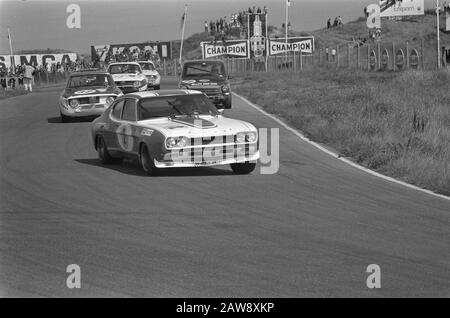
[60, 112, 71, 123]
[230, 162, 256, 174]
[139, 144, 159, 175]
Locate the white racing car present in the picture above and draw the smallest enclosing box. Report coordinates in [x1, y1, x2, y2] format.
[91, 90, 259, 175]
[137, 60, 161, 90]
[107, 62, 148, 93]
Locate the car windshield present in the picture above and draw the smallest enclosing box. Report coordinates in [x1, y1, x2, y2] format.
[68, 74, 114, 88]
[182, 62, 226, 79]
[108, 64, 141, 74]
[139, 62, 155, 71]
[138, 94, 219, 120]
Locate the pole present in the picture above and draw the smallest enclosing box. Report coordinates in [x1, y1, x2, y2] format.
[285, 0, 289, 60]
[7, 27, 14, 67]
[265, 11, 268, 72]
[179, 5, 187, 66]
[437, 0, 441, 69]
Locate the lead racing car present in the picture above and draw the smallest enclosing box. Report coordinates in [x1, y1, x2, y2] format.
[91, 90, 259, 175]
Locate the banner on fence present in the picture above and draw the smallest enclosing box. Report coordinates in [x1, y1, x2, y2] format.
[268, 36, 315, 55]
[201, 40, 250, 59]
[0, 53, 78, 69]
[379, 0, 424, 17]
[91, 41, 172, 62]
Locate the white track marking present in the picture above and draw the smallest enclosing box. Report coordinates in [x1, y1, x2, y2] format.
[233, 92, 450, 202]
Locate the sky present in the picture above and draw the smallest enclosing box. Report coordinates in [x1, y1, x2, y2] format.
[0, 0, 438, 55]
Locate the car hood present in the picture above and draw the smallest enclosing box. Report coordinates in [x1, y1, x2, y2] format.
[138, 115, 256, 138]
[142, 70, 159, 76]
[62, 86, 121, 98]
[111, 73, 146, 81]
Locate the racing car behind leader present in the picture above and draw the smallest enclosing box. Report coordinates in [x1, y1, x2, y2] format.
[59, 70, 122, 122]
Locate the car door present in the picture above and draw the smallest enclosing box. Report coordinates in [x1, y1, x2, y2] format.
[103, 98, 124, 153]
[116, 97, 139, 156]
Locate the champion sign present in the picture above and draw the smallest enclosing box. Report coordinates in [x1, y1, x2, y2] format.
[269, 37, 315, 55]
[201, 41, 249, 59]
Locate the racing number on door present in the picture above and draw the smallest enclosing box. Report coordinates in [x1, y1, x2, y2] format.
[116, 123, 134, 152]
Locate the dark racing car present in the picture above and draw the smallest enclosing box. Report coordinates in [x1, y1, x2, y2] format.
[59, 70, 122, 122]
[178, 59, 232, 109]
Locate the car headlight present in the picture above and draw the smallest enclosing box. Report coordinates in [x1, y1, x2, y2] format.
[105, 96, 115, 107]
[69, 99, 79, 109]
[166, 136, 188, 148]
[133, 81, 141, 87]
[236, 132, 257, 143]
[60, 97, 68, 108]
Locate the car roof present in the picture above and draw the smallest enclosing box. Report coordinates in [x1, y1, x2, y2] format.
[183, 59, 224, 64]
[124, 90, 204, 99]
[69, 71, 110, 76]
[137, 60, 155, 64]
[108, 62, 140, 66]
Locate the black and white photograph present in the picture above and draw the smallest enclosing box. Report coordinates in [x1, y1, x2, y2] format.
[0, 0, 449, 303]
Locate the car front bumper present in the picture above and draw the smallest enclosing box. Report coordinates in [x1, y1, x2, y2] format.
[60, 103, 108, 117]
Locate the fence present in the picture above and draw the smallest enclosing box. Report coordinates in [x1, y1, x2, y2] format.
[223, 40, 434, 75]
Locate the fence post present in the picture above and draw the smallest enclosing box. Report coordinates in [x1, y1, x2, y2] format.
[367, 45, 370, 71]
[420, 39, 424, 70]
[318, 49, 322, 66]
[392, 42, 396, 71]
[406, 40, 409, 69]
[377, 42, 381, 70]
[336, 46, 340, 67]
[347, 45, 351, 68]
[357, 45, 360, 69]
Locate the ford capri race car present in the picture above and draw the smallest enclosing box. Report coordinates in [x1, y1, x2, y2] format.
[91, 90, 259, 175]
[137, 61, 161, 90]
[59, 70, 122, 122]
[107, 62, 148, 93]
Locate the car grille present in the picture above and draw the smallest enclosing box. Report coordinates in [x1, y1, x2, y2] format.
[117, 81, 136, 86]
[76, 96, 99, 104]
[191, 87, 221, 96]
[187, 135, 235, 146]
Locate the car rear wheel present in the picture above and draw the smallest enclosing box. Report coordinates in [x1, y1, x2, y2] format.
[230, 162, 256, 174]
[154, 85, 160, 90]
[139, 144, 159, 175]
[97, 136, 115, 164]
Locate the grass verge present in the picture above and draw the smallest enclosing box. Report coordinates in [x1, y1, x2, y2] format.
[0, 87, 29, 100]
[233, 68, 450, 196]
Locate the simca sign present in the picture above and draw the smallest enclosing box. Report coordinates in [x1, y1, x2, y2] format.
[268, 37, 315, 55]
[0, 53, 77, 69]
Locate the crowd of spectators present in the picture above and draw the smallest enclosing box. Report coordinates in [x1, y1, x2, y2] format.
[327, 16, 343, 29]
[204, 6, 268, 39]
[0, 59, 94, 90]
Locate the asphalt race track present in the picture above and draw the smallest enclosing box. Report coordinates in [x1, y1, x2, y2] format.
[0, 77, 449, 297]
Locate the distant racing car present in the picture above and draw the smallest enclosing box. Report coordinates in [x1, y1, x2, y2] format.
[91, 90, 259, 175]
[179, 59, 231, 109]
[59, 70, 122, 122]
[107, 62, 148, 93]
[137, 60, 161, 90]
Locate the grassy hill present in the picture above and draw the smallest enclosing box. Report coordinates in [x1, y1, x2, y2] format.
[179, 13, 450, 68]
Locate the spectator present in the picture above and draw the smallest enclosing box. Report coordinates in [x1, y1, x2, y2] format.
[327, 18, 331, 29]
[204, 21, 209, 33]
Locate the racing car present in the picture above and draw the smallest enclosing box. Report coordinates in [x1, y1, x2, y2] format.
[107, 62, 148, 93]
[91, 90, 259, 175]
[179, 59, 231, 109]
[137, 60, 161, 90]
[59, 70, 122, 122]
